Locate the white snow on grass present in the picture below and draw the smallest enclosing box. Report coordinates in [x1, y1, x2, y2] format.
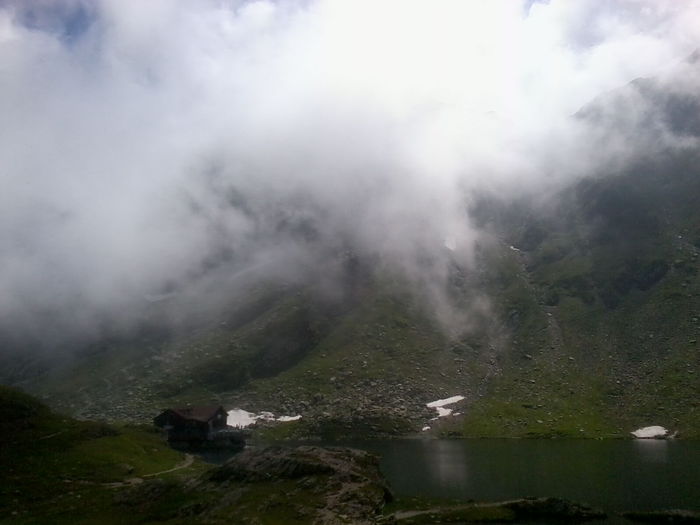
[426, 395, 464, 419]
[436, 407, 453, 417]
[631, 425, 669, 439]
[257, 411, 276, 421]
[277, 415, 302, 422]
[227, 409, 302, 428]
[227, 409, 258, 428]
[427, 395, 465, 408]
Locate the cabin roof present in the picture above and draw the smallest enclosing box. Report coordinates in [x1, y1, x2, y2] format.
[168, 405, 225, 423]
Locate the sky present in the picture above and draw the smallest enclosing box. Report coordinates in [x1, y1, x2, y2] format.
[0, 0, 699, 347]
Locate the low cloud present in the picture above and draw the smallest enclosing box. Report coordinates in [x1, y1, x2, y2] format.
[0, 0, 698, 348]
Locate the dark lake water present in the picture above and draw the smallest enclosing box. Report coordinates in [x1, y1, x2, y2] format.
[202, 439, 700, 513]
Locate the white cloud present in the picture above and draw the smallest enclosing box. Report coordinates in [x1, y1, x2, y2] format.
[0, 0, 698, 345]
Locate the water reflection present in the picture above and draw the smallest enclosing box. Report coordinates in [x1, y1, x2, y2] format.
[348, 439, 700, 512]
[424, 439, 469, 491]
[633, 439, 668, 463]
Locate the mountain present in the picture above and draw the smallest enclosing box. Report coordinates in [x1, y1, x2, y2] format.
[462, 148, 700, 438]
[2, 64, 699, 440]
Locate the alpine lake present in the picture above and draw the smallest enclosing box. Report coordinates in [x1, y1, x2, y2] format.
[200, 438, 700, 518]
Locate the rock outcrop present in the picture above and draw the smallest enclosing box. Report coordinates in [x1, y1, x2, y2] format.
[119, 445, 392, 524]
[204, 446, 392, 524]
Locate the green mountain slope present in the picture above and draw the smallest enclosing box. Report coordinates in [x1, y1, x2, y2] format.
[3, 70, 700, 440]
[459, 149, 700, 437]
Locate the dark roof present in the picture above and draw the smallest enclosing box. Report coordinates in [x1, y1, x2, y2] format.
[169, 405, 225, 423]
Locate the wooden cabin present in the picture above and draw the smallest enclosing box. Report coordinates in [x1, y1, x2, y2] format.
[154, 405, 243, 449]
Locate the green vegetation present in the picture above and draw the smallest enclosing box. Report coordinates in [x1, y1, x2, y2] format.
[464, 151, 700, 438]
[0, 386, 207, 524]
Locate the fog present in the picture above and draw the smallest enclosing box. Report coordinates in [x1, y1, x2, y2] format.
[0, 0, 699, 348]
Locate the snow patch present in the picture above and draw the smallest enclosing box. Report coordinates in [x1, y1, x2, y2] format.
[277, 415, 302, 422]
[631, 425, 669, 439]
[427, 395, 465, 408]
[227, 409, 258, 428]
[426, 395, 464, 419]
[227, 409, 302, 428]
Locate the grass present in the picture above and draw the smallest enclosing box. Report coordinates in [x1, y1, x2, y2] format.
[0, 386, 207, 524]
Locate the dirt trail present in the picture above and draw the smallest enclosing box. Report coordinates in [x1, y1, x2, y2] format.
[104, 453, 194, 488]
[144, 453, 194, 477]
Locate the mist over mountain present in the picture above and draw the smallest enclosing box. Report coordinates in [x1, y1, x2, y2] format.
[1, 0, 698, 351]
[0, 1, 699, 441]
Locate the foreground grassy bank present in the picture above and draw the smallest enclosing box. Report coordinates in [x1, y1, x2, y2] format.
[0, 386, 208, 524]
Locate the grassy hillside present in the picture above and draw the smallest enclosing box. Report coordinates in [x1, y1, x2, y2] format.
[457, 150, 700, 438]
[16, 273, 498, 438]
[0, 386, 206, 524]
